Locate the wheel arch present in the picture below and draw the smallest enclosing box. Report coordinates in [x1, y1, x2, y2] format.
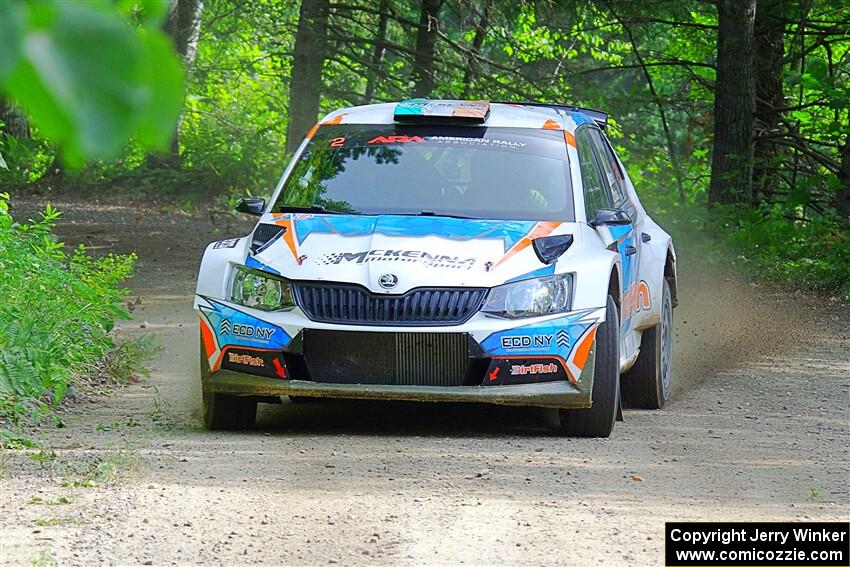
[664, 244, 678, 308]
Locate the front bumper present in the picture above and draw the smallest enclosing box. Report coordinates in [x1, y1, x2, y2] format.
[196, 295, 605, 409]
[205, 369, 592, 409]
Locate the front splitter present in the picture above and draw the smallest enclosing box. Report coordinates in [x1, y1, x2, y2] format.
[204, 370, 592, 409]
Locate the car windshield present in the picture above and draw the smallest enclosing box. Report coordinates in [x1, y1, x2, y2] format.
[273, 125, 574, 221]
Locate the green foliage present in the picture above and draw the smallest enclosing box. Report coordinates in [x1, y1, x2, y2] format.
[0, 193, 141, 425]
[716, 204, 850, 298]
[0, 0, 183, 165]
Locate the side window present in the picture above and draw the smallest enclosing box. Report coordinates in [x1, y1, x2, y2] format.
[589, 129, 628, 206]
[576, 129, 610, 220]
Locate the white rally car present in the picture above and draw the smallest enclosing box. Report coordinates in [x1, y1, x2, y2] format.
[195, 100, 677, 437]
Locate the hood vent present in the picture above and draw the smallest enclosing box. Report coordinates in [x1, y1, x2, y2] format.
[250, 223, 284, 255]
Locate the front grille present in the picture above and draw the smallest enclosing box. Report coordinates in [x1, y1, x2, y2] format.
[303, 330, 469, 386]
[292, 282, 487, 326]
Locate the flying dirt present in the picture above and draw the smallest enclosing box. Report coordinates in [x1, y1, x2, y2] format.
[0, 197, 847, 566]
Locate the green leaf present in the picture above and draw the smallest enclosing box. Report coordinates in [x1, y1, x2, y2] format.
[133, 29, 185, 148]
[0, 1, 24, 78]
[1, 1, 183, 165]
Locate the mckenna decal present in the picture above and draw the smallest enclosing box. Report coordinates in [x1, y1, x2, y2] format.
[500, 334, 553, 349]
[318, 249, 477, 270]
[510, 362, 559, 376]
[227, 352, 265, 367]
[219, 318, 276, 341]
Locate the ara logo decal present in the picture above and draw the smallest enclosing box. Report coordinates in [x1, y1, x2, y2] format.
[367, 135, 426, 145]
[555, 330, 570, 348]
[500, 335, 553, 349]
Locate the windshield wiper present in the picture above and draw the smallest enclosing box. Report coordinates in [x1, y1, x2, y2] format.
[275, 204, 345, 215]
[410, 210, 473, 219]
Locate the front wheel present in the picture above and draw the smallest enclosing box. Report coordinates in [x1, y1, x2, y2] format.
[557, 294, 620, 438]
[203, 391, 257, 430]
[200, 337, 257, 430]
[622, 279, 673, 409]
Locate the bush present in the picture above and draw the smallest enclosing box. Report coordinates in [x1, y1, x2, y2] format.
[0, 193, 139, 424]
[715, 203, 850, 299]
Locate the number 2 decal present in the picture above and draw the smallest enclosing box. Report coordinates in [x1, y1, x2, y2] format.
[330, 137, 345, 148]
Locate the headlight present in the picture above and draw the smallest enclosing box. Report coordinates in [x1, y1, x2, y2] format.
[482, 274, 573, 318]
[230, 266, 295, 311]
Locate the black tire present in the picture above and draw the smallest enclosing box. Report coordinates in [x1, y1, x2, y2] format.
[199, 337, 257, 430]
[203, 391, 257, 430]
[558, 294, 620, 437]
[622, 280, 673, 409]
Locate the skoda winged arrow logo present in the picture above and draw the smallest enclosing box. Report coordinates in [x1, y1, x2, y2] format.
[378, 273, 399, 290]
[220, 318, 232, 335]
[556, 329, 570, 348]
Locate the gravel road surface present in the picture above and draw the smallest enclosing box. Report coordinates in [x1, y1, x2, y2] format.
[1, 198, 847, 566]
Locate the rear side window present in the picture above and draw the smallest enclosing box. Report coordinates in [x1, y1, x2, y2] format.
[589, 129, 628, 206]
[576, 129, 610, 220]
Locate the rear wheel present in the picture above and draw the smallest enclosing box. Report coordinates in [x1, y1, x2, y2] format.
[558, 294, 620, 437]
[622, 280, 673, 409]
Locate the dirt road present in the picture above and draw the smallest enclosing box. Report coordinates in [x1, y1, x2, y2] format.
[1, 198, 848, 566]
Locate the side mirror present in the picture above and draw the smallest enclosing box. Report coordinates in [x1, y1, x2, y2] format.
[589, 208, 631, 227]
[236, 197, 266, 216]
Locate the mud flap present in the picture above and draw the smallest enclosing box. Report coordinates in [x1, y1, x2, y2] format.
[616, 390, 624, 421]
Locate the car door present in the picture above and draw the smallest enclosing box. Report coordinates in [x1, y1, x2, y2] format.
[584, 128, 642, 338]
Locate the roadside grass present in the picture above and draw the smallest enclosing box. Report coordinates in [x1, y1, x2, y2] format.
[61, 450, 140, 488]
[0, 193, 153, 444]
[27, 495, 72, 506]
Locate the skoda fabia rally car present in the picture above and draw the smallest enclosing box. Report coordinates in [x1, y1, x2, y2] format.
[196, 100, 677, 437]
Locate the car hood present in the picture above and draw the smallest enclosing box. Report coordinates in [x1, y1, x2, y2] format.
[248, 213, 579, 293]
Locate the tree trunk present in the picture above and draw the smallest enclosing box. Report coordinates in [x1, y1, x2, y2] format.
[708, 0, 757, 206]
[460, 1, 492, 99]
[364, 0, 390, 103]
[411, 0, 443, 98]
[836, 134, 850, 223]
[165, 0, 204, 68]
[286, 0, 331, 155]
[153, 0, 204, 163]
[0, 98, 29, 139]
[752, 0, 786, 204]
